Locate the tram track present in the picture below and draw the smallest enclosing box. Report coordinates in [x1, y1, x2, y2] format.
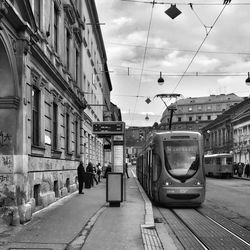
[156, 206, 250, 250]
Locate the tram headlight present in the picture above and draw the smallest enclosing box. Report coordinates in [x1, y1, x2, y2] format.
[165, 181, 172, 186]
[194, 181, 202, 186]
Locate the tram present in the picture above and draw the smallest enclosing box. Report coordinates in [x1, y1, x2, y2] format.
[136, 131, 206, 207]
[204, 153, 233, 178]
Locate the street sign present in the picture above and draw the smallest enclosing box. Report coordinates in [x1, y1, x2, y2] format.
[92, 121, 125, 135]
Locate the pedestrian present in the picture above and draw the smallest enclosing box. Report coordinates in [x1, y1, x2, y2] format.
[86, 162, 98, 186]
[125, 162, 129, 178]
[97, 163, 102, 182]
[238, 162, 243, 177]
[104, 163, 112, 178]
[77, 161, 85, 194]
[245, 162, 250, 178]
[233, 162, 237, 175]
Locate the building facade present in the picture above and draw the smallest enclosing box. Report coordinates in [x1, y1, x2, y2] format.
[0, 0, 116, 225]
[231, 101, 250, 164]
[160, 94, 243, 131]
[201, 98, 250, 164]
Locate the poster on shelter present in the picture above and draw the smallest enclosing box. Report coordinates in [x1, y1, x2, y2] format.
[113, 145, 124, 173]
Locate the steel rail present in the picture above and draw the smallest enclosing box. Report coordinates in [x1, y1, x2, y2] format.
[157, 207, 208, 250]
[204, 214, 250, 248]
[157, 207, 250, 250]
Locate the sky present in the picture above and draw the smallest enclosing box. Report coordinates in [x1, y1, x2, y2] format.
[95, 0, 250, 127]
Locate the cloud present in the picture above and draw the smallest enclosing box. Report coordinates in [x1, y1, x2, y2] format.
[96, 0, 250, 126]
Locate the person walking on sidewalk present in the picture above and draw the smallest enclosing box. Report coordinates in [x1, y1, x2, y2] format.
[238, 162, 244, 177]
[77, 161, 85, 194]
[104, 163, 112, 178]
[86, 162, 98, 186]
[97, 163, 102, 182]
[245, 162, 250, 178]
[125, 162, 130, 178]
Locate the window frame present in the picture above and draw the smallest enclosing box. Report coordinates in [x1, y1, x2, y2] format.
[54, 5, 59, 52]
[65, 112, 70, 154]
[52, 102, 58, 150]
[32, 86, 40, 146]
[66, 29, 71, 70]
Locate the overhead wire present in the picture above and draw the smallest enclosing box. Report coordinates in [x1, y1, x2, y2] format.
[171, 3, 229, 93]
[121, 0, 250, 6]
[119, 0, 245, 126]
[107, 42, 250, 56]
[131, 0, 156, 126]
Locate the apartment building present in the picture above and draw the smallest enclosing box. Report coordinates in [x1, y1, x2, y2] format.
[0, 0, 117, 225]
[160, 94, 243, 131]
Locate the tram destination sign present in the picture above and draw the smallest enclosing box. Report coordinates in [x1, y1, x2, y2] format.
[92, 121, 125, 135]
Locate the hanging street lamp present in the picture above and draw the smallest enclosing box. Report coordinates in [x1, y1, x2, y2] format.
[158, 72, 164, 85]
[165, 4, 182, 19]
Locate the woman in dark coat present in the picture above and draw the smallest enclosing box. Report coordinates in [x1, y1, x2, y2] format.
[77, 161, 85, 194]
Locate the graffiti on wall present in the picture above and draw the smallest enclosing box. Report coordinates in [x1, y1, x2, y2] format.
[0, 155, 13, 174]
[0, 174, 12, 191]
[0, 175, 9, 183]
[0, 130, 11, 147]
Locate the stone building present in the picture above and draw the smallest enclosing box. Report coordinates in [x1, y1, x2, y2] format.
[160, 94, 243, 131]
[231, 100, 250, 164]
[201, 98, 250, 164]
[0, 0, 116, 225]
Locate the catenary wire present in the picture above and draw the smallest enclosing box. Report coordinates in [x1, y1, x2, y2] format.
[131, 0, 156, 126]
[171, 4, 229, 93]
[107, 42, 250, 56]
[121, 0, 250, 6]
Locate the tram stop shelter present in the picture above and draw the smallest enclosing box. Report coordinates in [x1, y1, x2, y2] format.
[92, 121, 126, 206]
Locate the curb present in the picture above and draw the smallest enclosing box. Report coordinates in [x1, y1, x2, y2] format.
[132, 170, 164, 250]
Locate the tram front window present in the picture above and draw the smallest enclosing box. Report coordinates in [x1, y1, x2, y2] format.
[164, 140, 199, 181]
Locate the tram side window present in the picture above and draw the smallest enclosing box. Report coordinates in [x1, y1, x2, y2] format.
[152, 152, 161, 182]
[216, 158, 221, 165]
[205, 158, 211, 164]
[226, 157, 232, 165]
